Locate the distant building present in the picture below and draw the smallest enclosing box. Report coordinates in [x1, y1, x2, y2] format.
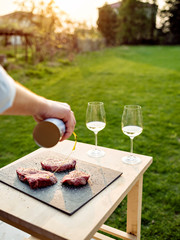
[109, 1, 121, 9]
[0, 11, 48, 45]
[0, 12, 31, 45]
[0, 11, 49, 29]
[109, 1, 121, 13]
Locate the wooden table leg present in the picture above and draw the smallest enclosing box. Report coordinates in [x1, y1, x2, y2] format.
[126, 176, 143, 240]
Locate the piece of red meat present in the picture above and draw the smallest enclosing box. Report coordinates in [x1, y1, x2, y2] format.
[41, 158, 76, 172]
[16, 168, 57, 189]
[61, 170, 90, 186]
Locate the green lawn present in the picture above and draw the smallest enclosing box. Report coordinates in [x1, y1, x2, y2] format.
[0, 46, 180, 239]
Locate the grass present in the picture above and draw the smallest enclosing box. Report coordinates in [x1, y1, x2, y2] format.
[0, 45, 180, 239]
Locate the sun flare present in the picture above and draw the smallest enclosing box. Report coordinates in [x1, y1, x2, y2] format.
[0, 0, 166, 27]
[53, 0, 117, 26]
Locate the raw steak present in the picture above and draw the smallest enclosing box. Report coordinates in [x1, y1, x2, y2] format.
[16, 168, 57, 189]
[61, 170, 90, 186]
[41, 158, 76, 172]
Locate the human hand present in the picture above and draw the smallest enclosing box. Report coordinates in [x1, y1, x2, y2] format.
[0, 76, 76, 141]
[34, 98, 76, 141]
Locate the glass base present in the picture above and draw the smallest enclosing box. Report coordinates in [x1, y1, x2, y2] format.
[87, 149, 105, 158]
[122, 155, 141, 165]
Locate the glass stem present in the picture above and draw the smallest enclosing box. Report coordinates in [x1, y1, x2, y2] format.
[95, 132, 98, 150]
[130, 137, 134, 153]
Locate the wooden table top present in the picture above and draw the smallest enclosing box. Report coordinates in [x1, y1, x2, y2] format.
[0, 140, 152, 240]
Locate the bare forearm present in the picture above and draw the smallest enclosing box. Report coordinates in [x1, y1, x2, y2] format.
[1, 81, 76, 140]
[1, 82, 45, 117]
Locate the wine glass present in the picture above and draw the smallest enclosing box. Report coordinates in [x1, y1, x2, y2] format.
[121, 105, 143, 164]
[86, 102, 106, 158]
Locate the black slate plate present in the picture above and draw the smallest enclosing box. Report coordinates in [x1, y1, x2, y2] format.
[0, 151, 122, 215]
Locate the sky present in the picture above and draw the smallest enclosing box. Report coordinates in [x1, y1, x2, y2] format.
[0, 0, 165, 27]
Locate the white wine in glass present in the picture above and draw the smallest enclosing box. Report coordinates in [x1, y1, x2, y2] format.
[86, 102, 106, 158]
[122, 105, 143, 164]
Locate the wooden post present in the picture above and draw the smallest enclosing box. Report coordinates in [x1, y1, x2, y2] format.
[25, 35, 28, 62]
[5, 34, 8, 46]
[14, 35, 17, 60]
[126, 176, 143, 240]
[0, 55, 7, 65]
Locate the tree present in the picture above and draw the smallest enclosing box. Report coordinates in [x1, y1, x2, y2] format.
[13, 0, 67, 61]
[160, 0, 180, 44]
[116, 0, 157, 44]
[97, 4, 118, 45]
[14, 0, 63, 32]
